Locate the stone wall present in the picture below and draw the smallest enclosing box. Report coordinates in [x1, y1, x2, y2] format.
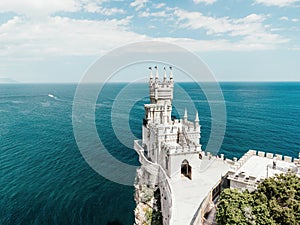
[134, 140, 173, 225]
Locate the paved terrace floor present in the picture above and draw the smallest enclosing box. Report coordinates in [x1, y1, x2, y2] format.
[235, 155, 297, 179]
[169, 157, 230, 225]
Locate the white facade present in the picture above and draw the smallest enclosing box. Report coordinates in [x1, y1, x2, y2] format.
[134, 67, 231, 225]
[142, 67, 202, 180]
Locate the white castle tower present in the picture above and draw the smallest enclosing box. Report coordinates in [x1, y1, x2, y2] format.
[142, 66, 202, 179]
[134, 66, 204, 225]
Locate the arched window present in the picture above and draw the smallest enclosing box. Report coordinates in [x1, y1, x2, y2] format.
[181, 159, 192, 180]
[165, 156, 168, 170]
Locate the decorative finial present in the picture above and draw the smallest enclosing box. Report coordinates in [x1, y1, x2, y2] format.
[184, 107, 187, 120]
[155, 66, 158, 79]
[163, 66, 167, 80]
[169, 66, 173, 79]
[195, 111, 199, 122]
[148, 67, 153, 79]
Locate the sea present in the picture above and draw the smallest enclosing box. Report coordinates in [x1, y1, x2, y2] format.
[1, 82, 300, 225]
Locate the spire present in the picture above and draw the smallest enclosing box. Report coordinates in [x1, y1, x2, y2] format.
[155, 66, 159, 80]
[194, 110, 199, 130]
[183, 108, 188, 120]
[148, 67, 153, 80]
[195, 111, 199, 122]
[169, 66, 173, 80]
[163, 66, 167, 81]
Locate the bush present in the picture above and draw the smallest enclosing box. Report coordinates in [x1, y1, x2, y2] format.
[216, 173, 300, 225]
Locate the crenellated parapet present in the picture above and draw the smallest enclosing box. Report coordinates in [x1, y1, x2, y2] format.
[149, 66, 174, 105]
[228, 149, 300, 191]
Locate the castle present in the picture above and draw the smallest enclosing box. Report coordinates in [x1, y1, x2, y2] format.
[134, 67, 300, 225]
[142, 66, 201, 179]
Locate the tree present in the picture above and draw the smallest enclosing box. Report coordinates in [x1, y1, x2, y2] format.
[216, 189, 255, 225]
[216, 173, 300, 225]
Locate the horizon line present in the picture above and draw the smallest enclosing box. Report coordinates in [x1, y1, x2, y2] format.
[1, 80, 300, 84]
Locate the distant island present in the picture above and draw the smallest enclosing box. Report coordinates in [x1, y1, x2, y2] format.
[0, 77, 18, 83]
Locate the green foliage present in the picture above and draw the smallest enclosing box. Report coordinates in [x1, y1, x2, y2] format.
[141, 187, 163, 225]
[216, 173, 300, 225]
[140, 185, 154, 203]
[144, 207, 153, 224]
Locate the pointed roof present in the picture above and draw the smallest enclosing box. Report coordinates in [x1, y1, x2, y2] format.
[155, 66, 159, 79]
[195, 111, 199, 122]
[169, 66, 173, 79]
[183, 108, 188, 119]
[149, 67, 153, 79]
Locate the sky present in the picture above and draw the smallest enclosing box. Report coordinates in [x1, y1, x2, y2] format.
[0, 0, 299, 82]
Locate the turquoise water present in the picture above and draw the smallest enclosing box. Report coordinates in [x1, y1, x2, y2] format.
[1, 82, 300, 225]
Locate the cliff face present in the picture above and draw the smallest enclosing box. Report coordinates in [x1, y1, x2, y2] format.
[134, 169, 162, 225]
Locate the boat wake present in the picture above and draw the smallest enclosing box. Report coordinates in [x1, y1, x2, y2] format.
[47, 93, 73, 104]
[48, 93, 59, 101]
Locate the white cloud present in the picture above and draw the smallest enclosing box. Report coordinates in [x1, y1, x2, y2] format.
[84, 2, 125, 15]
[0, 0, 120, 18]
[289, 46, 300, 50]
[279, 16, 289, 20]
[153, 3, 166, 9]
[130, 0, 148, 11]
[172, 9, 288, 49]
[193, 0, 217, 4]
[138, 11, 150, 17]
[174, 9, 266, 35]
[0, 13, 289, 62]
[0, 14, 289, 60]
[0, 1, 292, 62]
[139, 10, 168, 18]
[254, 0, 300, 7]
[0, 0, 162, 18]
[0, 16, 145, 58]
[0, 0, 79, 18]
[279, 16, 299, 22]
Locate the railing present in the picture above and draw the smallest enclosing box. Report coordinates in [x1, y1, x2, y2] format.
[134, 140, 159, 175]
[190, 175, 228, 225]
[190, 190, 211, 225]
[267, 164, 298, 173]
[134, 139, 173, 225]
[158, 166, 173, 225]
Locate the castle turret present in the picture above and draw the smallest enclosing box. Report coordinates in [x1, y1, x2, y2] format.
[163, 67, 167, 82]
[155, 66, 159, 81]
[149, 67, 153, 81]
[194, 111, 199, 129]
[183, 108, 188, 123]
[149, 66, 174, 105]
